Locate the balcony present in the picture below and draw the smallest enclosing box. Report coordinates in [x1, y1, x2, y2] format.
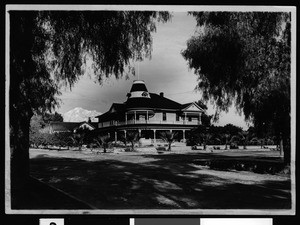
[98, 119, 200, 128]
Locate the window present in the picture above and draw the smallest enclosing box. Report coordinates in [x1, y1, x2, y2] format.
[163, 112, 167, 121]
[136, 114, 140, 121]
[188, 116, 192, 122]
[176, 113, 180, 121]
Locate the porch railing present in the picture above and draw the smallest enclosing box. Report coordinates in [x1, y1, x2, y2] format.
[98, 119, 200, 128]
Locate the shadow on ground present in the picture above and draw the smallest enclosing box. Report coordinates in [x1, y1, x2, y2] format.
[19, 152, 292, 210]
[11, 176, 92, 209]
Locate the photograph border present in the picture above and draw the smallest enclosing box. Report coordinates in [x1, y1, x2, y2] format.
[5, 4, 297, 215]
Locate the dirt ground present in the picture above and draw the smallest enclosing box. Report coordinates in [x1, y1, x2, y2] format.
[28, 147, 291, 210]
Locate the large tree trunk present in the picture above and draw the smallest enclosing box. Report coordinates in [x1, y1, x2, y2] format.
[283, 136, 290, 165]
[168, 142, 171, 151]
[10, 109, 33, 192]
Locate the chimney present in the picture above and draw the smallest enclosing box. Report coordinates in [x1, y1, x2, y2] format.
[160, 92, 164, 97]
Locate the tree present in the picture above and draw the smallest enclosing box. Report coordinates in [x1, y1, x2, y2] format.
[202, 133, 213, 150]
[223, 124, 243, 137]
[229, 135, 240, 149]
[239, 131, 249, 149]
[196, 100, 208, 110]
[201, 113, 213, 127]
[29, 112, 64, 145]
[71, 127, 91, 150]
[43, 112, 63, 124]
[223, 133, 231, 150]
[29, 115, 45, 147]
[94, 134, 111, 153]
[9, 11, 171, 187]
[182, 12, 290, 163]
[160, 131, 178, 151]
[126, 131, 140, 152]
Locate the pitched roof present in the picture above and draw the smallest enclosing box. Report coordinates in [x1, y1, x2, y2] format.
[50, 121, 97, 132]
[181, 103, 192, 109]
[96, 111, 118, 122]
[96, 93, 205, 122]
[125, 93, 182, 110]
[50, 122, 80, 132]
[110, 103, 126, 112]
[89, 122, 98, 128]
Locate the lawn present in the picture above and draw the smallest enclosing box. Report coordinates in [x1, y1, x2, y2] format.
[28, 147, 291, 210]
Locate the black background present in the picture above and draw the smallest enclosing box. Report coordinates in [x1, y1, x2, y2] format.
[2, 0, 298, 224]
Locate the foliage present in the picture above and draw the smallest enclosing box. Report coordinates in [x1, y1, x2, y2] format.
[222, 133, 231, 150]
[43, 112, 63, 123]
[125, 131, 140, 151]
[182, 12, 291, 163]
[238, 131, 249, 149]
[94, 134, 111, 153]
[186, 132, 202, 146]
[9, 10, 171, 182]
[187, 123, 245, 147]
[29, 112, 64, 146]
[71, 127, 91, 150]
[196, 100, 208, 110]
[30, 131, 73, 149]
[201, 113, 213, 127]
[160, 131, 178, 151]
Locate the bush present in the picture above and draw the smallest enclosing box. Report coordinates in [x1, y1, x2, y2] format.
[191, 145, 203, 150]
[124, 147, 134, 152]
[230, 142, 239, 149]
[156, 146, 167, 151]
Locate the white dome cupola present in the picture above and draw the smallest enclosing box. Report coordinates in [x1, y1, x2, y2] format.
[127, 80, 151, 99]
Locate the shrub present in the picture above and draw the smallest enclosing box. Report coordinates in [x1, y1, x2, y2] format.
[230, 142, 239, 149]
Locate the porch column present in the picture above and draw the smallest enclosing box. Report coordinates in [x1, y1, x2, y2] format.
[124, 130, 127, 139]
[125, 112, 127, 125]
[153, 129, 156, 143]
[138, 129, 141, 137]
[146, 110, 148, 123]
[184, 112, 186, 124]
[183, 130, 186, 142]
[198, 113, 201, 125]
[134, 111, 136, 124]
[115, 131, 117, 142]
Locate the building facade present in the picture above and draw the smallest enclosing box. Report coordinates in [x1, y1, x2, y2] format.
[49, 121, 97, 134]
[95, 80, 204, 143]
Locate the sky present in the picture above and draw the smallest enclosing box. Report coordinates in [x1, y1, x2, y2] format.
[56, 12, 250, 130]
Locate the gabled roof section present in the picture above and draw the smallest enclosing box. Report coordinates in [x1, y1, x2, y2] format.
[96, 111, 118, 122]
[50, 122, 80, 132]
[182, 102, 205, 112]
[125, 93, 182, 110]
[109, 103, 126, 113]
[149, 93, 183, 109]
[96, 92, 204, 122]
[78, 121, 96, 129]
[50, 121, 97, 132]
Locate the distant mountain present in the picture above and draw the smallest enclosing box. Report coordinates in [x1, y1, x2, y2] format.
[63, 107, 102, 122]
